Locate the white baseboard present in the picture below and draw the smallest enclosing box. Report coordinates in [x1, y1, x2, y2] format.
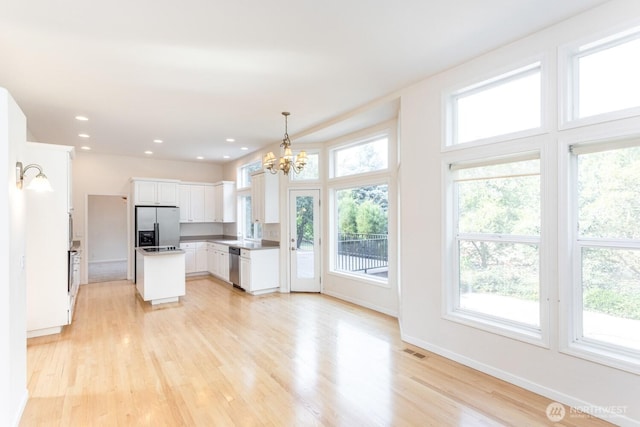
[402, 333, 640, 427]
[322, 289, 398, 318]
[88, 258, 127, 264]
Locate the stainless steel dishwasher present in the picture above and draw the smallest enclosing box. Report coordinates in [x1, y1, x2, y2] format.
[229, 246, 242, 289]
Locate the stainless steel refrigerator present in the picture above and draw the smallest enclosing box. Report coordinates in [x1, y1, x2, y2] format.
[134, 206, 180, 282]
[135, 206, 180, 248]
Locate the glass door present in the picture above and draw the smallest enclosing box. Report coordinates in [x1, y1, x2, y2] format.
[289, 189, 321, 292]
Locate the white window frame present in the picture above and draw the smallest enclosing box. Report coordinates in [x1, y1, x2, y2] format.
[442, 138, 550, 347]
[327, 124, 396, 289]
[330, 132, 390, 179]
[559, 133, 640, 374]
[289, 149, 321, 183]
[445, 59, 546, 149]
[237, 190, 262, 242]
[559, 24, 640, 130]
[329, 179, 391, 288]
[237, 160, 262, 190]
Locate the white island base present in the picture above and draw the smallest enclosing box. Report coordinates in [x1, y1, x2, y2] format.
[136, 248, 185, 305]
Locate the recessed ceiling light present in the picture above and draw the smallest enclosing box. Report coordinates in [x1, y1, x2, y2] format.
[196, 156, 204, 160]
[226, 138, 235, 142]
[75, 115, 89, 121]
[223, 155, 230, 159]
[153, 139, 163, 144]
[144, 151, 153, 155]
[80, 146, 91, 150]
[240, 147, 248, 151]
[78, 133, 90, 138]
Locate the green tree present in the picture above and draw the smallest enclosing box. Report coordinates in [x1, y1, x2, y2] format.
[296, 196, 314, 248]
[356, 200, 387, 234]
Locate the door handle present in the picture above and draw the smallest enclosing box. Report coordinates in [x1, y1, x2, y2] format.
[291, 247, 296, 251]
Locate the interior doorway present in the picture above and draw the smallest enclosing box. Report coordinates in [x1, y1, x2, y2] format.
[87, 195, 128, 283]
[289, 189, 321, 292]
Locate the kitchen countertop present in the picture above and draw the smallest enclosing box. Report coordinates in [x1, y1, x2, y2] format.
[136, 247, 185, 256]
[179, 235, 279, 250]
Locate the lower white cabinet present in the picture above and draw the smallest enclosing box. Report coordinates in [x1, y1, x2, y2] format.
[207, 243, 230, 282]
[240, 248, 279, 295]
[196, 242, 207, 272]
[180, 242, 208, 274]
[218, 251, 230, 282]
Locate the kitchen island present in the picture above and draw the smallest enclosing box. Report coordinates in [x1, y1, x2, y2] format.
[135, 247, 186, 305]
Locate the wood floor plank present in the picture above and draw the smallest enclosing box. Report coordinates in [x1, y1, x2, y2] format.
[20, 277, 616, 426]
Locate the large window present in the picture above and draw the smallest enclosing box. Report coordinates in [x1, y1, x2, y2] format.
[329, 128, 394, 287]
[451, 63, 541, 145]
[569, 27, 640, 121]
[450, 156, 541, 332]
[239, 194, 262, 241]
[332, 136, 388, 178]
[571, 141, 640, 356]
[334, 184, 389, 283]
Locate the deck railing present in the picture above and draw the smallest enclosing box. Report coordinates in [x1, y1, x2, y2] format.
[336, 233, 388, 274]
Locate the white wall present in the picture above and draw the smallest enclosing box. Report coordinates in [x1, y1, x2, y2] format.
[73, 151, 224, 283]
[399, 1, 640, 424]
[0, 88, 28, 426]
[87, 195, 128, 262]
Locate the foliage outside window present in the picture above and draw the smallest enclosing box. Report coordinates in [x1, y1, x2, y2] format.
[452, 157, 541, 330]
[333, 137, 388, 178]
[238, 161, 262, 189]
[570, 29, 640, 120]
[573, 143, 640, 353]
[452, 63, 541, 145]
[334, 184, 388, 282]
[291, 151, 320, 181]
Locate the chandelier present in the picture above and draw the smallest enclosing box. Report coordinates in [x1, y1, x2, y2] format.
[263, 112, 308, 175]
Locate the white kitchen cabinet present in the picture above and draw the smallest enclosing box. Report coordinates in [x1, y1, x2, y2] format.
[213, 181, 236, 222]
[195, 242, 208, 272]
[132, 179, 179, 206]
[25, 142, 76, 337]
[206, 243, 230, 282]
[181, 241, 209, 274]
[251, 172, 279, 224]
[240, 248, 279, 295]
[136, 249, 185, 305]
[240, 256, 251, 291]
[219, 251, 230, 282]
[204, 185, 215, 222]
[178, 184, 207, 222]
[207, 243, 216, 275]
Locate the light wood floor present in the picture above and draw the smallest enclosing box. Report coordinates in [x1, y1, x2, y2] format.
[21, 277, 614, 426]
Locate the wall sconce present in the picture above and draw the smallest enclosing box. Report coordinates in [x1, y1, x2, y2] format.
[16, 162, 53, 191]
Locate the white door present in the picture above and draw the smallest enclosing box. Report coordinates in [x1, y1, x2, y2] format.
[289, 189, 321, 292]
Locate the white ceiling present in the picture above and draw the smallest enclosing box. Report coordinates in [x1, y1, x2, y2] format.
[0, 0, 608, 164]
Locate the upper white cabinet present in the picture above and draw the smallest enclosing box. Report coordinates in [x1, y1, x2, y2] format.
[25, 142, 75, 337]
[179, 184, 208, 223]
[213, 181, 236, 223]
[204, 185, 215, 222]
[132, 179, 179, 206]
[179, 182, 231, 223]
[251, 172, 279, 223]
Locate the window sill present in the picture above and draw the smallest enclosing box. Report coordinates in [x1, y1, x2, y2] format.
[444, 309, 547, 348]
[561, 340, 640, 375]
[327, 270, 390, 289]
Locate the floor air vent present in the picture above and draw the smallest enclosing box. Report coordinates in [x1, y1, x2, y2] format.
[403, 348, 426, 359]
